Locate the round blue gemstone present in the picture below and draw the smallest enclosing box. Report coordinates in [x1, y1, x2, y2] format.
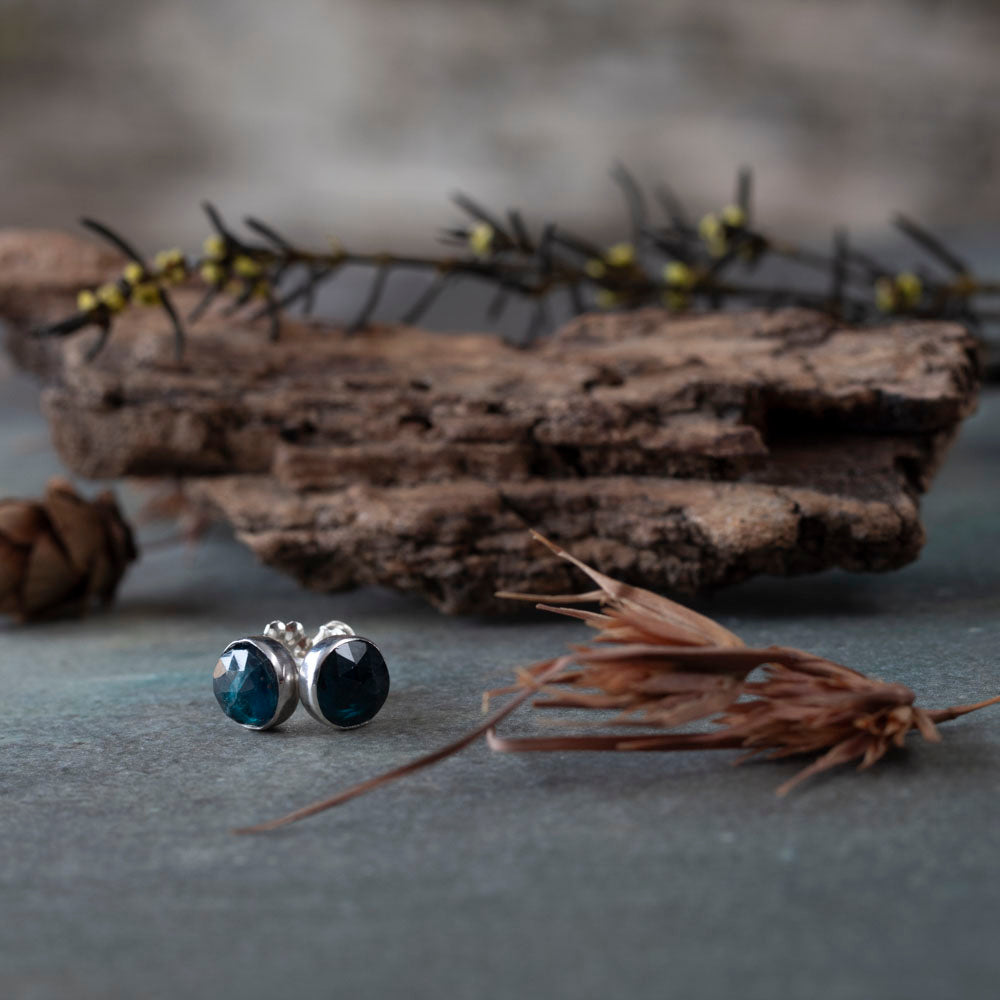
[213, 642, 279, 727]
[315, 638, 389, 727]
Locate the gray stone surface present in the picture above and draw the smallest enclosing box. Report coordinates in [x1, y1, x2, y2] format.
[2, 363, 999, 1000]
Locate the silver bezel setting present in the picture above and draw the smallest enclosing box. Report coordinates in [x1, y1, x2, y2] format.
[298, 634, 388, 729]
[217, 635, 300, 731]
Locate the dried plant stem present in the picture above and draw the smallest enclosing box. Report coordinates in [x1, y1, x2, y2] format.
[927, 695, 1000, 724]
[37, 167, 1000, 358]
[485, 732, 744, 753]
[233, 656, 572, 834]
[234, 533, 1000, 833]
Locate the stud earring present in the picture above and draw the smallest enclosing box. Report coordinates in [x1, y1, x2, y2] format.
[299, 620, 391, 729]
[213, 620, 391, 731]
[212, 621, 304, 731]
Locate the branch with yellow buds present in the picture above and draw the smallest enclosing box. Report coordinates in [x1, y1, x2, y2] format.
[34, 167, 1000, 360]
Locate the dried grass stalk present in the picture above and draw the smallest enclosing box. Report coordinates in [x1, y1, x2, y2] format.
[239, 531, 1000, 832]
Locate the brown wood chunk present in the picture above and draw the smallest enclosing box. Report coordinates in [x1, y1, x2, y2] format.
[0, 230, 981, 612]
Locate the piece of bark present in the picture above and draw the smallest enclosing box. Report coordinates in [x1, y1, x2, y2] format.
[20, 302, 979, 482]
[187, 466, 925, 614]
[0, 229, 981, 612]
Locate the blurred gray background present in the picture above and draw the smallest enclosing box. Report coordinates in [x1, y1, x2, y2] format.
[1, 0, 999, 254]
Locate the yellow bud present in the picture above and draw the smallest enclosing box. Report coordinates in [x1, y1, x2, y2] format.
[699, 213, 727, 257]
[895, 271, 922, 308]
[699, 213, 721, 240]
[225, 279, 244, 297]
[200, 262, 225, 286]
[154, 248, 184, 269]
[233, 255, 261, 278]
[584, 258, 607, 279]
[605, 242, 635, 268]
[596, 289, 619, 309]
[203, 234, 227, 260]
[874, 277, 896, 313]
[663, 261, 695, 289]
[77, 289, 98, 313]
[154, 248, 187, 284]
[133, 283, 161, 306]
[467, 222, 494, 257]
[123, 261, 145, 285]
[96, 283, 126, 313]
[252, 280, 271, 300]
[721, 203, 746, 228]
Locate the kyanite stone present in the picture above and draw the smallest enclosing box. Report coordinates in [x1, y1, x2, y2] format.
[213, 642, 279, 727]
[315, 638, 389, 727]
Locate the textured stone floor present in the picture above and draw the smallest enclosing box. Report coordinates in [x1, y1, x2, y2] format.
[2, 363, 999, 1000]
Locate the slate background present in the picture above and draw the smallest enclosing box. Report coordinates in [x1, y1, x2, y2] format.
[1, 354, 999, 999]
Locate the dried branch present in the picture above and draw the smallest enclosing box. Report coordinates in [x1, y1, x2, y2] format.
[238, 532, 1000, 832]
[32, 167, 1000, 360]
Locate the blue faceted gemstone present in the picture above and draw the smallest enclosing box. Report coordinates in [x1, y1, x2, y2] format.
[315, 638, 389, 728]
[213, 642, 279, 727]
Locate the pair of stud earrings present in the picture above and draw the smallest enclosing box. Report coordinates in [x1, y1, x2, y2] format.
[213, 620, 390, 731]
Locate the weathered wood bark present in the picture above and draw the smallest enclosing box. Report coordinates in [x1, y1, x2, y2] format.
[0, 230, 981, 613]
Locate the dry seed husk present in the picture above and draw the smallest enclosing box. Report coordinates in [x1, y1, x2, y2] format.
[239, 531, 1000, 832]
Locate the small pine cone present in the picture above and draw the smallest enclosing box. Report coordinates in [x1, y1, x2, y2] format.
[0, 478, 137, 622]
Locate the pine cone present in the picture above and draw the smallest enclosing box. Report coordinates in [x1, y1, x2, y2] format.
[0, 478, 137, 622]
